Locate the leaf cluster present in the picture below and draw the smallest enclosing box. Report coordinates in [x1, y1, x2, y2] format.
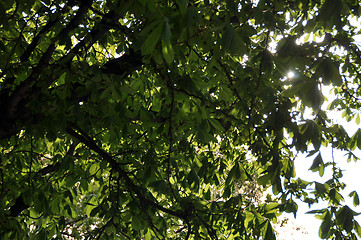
[1, 0, 361, 239]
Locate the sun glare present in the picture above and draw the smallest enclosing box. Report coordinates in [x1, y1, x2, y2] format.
[287, 71, 295, 79]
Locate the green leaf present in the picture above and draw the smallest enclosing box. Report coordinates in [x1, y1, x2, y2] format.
[244, 211, 254, 227]
[89, 163, 99, 175]
[283, 199, 298, 217]
[315, 182, 328, 197]
[162, 40, 174, 64]
[149, 180, 169, 195]
[318, 58, 342, 86]
[356, 114, 360, 125]
[225, 166, 235, 186]
[57, 72, 66, 85]
[221, 25, 244, 55]
[355, 221, 361, 238]
[258, 172, 271, 186]
[349, 191, 360, 206]
[306, 209, 325, 214]
[209, 118, 225, 131]
[329, 189, 344, 204]
[264, 202, 280, 214]
[175, 0, 187, 14]
[0, 3, 9, 29]
[233, 162, 243, 180]
[187, 169, 200, 190]
[90, 205, 100, 217]
[264, 221, 276, 240]
[85, 203, 96, 217]
[223, 185, 232, 198]
[309, 153, 324, 177]
[352, 129, 361, 150]
[319, 211, 332, 239]
[327, 98, 342, 110]
[2, 1, 361, 239]
[145, 229, 152, 240]
[336, 206, 355, 233]
[141, 21, 164, 55]
[162, 17, 171, 42]
[132, 214, 143, 230]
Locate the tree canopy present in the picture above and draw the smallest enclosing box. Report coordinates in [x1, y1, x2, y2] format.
[1, 0, 361, 239]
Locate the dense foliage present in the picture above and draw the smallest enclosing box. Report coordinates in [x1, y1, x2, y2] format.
[1, 0, 361, 239]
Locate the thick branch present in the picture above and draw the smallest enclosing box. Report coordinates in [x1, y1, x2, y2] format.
[61, 10, 123, 62]
[101, 49, 142, 76]
[0, 6, 142, 140]
[0, 1, 92, 139]
[10, 0, 91, 98]
[65, 123, 186, 219]
[19, 1, 77, 63]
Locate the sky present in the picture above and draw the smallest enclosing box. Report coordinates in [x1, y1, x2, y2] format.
[277, 84, 361, 239]
[272, 16, 361, 238]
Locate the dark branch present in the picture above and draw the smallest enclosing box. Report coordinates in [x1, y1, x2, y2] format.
[65, 123, 187, 220]
[0, 6, 143, 140]
[101, 49, 142, 76]
[8, 142, 77, 216]
[0, 1, 92, 139]
[20, 11, 60, 63]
